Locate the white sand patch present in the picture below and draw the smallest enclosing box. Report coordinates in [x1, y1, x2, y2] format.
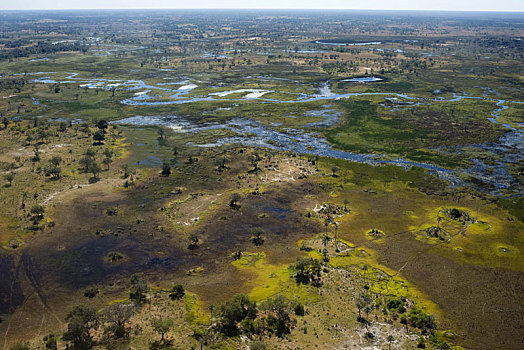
[178, 84, 198, 91]
[79, 83, 103, 89]
[134, 90, 150, 96]
[167, 125, 186, 132]
[244, 90, 272, 98]
[210, 89, 272, 98]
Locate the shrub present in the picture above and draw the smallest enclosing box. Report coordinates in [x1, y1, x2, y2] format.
[169, 284, 185, 300]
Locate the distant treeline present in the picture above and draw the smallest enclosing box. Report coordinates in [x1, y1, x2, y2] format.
[0, 42, 88, 60]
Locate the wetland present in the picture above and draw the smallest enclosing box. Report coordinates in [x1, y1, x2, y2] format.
[0, 9, 522, 350]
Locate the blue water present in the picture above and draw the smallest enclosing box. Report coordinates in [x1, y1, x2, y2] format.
[341, 77, 383, 82]
[315, 41, 382, 46]
[14, 69, 523, 194]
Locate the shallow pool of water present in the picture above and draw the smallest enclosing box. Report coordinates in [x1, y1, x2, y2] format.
[315, 40, 382, 46]
[341, 77, 383, 82]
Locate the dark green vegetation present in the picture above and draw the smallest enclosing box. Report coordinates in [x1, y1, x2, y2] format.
[0, 9, 522, 350]
[325, 99, 504, 168]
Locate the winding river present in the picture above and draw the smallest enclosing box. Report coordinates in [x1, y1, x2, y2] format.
[15, 71, 524, 194]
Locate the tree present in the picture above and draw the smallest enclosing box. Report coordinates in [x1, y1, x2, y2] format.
[250, 154, 260, 172]
[387, 335, 394, 350]
[30, 204, 45, 223]
[93, 130, 105, 145]
[331, 166, 339, 177]
[2, 117, 8, 129]
[161, 161, 171, 177]
[46, 165, 61, 179]
[218, 294, 257, 336]
[191, 327, 206, 350]
[62, 305, 98, 350]
[260, 295, 293, 337]
[103, 303, 134, 339]
[215, 156, 229, 172]
[344, 198, 349, 211]
[101, 149, 113, 170]
[322, 234, 330, 261]
[324, 217, 331, 235]
[89, 161, 101, 180]
[151, 317, 174, 341]
[356, 294, 371, 320]
[79, 149, 96, 173]
[96, 120, 108, 131]
[449, 208, 462, 220]
[121, 164, 130, 178]
[50, 156, 62, 167]
[4, 173, 14, 186]
[293, 301, 305, 316]
[229, 193, 241, 208]
[129, 274, 149, 305]
[292, 257, 322, 285]
[44, 335, 58, 349]
[59, 121, 68, 132]
[362, 264, 369, 286]
[157, 127, 165, 140]
[169, 284, 185, 300]
[32, 146, 41, 162]
[83, 287, 98, 299]
[250, 227, 265, 246]
[46, 156, 62, 179]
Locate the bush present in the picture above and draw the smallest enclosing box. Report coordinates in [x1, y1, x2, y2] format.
[409, 308, 436, 332]
[250, 341, 266, 350]
[83, 287, 99, 298]
[161, 161, 171, 177]
[169, 284, 185, 300]
[386, 297, 406, 313]
[10, 344, 29, 350]
[44, 335, 57, 349]
[294, 302, 305, 316]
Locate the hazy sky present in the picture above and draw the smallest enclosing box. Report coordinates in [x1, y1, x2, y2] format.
[3, 0, 524, 11]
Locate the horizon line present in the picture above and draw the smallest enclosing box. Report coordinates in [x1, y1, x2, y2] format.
[2, 8, 524, 13]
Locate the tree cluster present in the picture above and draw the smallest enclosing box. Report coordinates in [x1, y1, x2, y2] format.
[216, 294, 300, 338]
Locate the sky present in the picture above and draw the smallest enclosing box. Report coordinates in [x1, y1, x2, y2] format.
[2, 0, 524, 11]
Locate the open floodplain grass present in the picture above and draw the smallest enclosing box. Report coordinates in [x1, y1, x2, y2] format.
[324, 98, 506, 168]
[497, 102, 524, 128]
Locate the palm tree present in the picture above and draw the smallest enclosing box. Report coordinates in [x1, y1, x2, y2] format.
[356, 294, 371, 320]
[322, 235, 330, 261]
[387, 335, 394, 350]
[4, 173, 14, 186]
